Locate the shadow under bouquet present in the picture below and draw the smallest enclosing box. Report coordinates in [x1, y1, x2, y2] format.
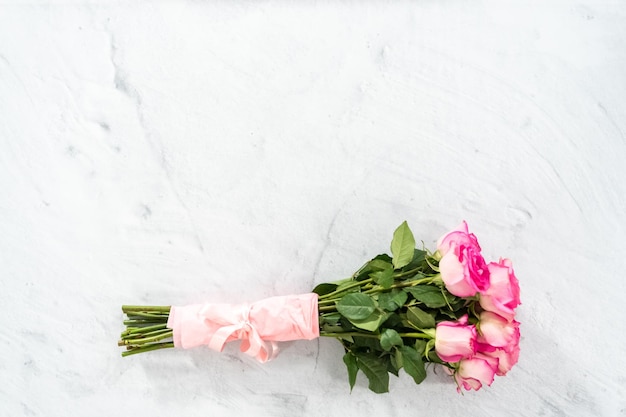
[118, 221, 521, 393]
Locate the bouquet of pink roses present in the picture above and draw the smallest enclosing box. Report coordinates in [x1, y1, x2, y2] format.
[118, 221, 520, 393]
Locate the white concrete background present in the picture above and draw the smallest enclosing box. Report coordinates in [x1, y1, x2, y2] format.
[1, 1, 625, 416]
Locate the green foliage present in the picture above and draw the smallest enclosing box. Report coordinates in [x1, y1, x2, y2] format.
[312, 283, 338, 296]
[319, 312, 341, 325]
[407, 306, 436, 329]
[336, 293, 376, 320]
[380, 329, 403, 351]
[353, 255, 393, 281]
[414, 339, 427, 355]
[370, 268, 394, 289]
[402, 248, 427, 271]
[356, 353, 390, 394]
[343, 352, 358, 392]
[349, 310, 389, 332]
[405, 285, 448, 308]
[391, 221, 416, 269]
[386, 355, 400, 377]
[317, 221, 480, 394]
[377, 290, 408, 312]
[353, 336, 382, 351]
[369, 259, 393, 271]
[399, 346, 427, 384]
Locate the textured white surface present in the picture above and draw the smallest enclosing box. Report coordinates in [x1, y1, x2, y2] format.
[1, 1, 625, 416]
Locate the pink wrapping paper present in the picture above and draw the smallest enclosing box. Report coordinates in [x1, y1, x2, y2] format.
[166, 293, 320, 363]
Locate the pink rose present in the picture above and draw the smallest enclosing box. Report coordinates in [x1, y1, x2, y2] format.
[481, 344, 520, 376]
[435, 315, 477, 363]
[477, 311, 520, 348]
[454, 353, 498, 392]
[476, 312, 521, 376]
[479, 258, 521, 320]
[437, 221, 490, 297]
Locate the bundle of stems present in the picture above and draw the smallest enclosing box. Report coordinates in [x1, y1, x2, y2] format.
[118, 306, 173, 357]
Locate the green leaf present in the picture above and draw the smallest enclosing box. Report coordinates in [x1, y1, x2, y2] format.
[343, 352, 359, 392]
[380, 329, 403, 351]
[369, 259, 393, 271]
[386, 355, 399, 377]
[394, 348, 404, 369]
[354, 255, 392, 281]
[445, 293, 464, 311]
[356, 353, 390, 394]
[389, 352, 401, 374]
[438, 309, 459, 320]
[378, 289, 409, 312]
[405, 286, 447, 308]
[381, 312, 402, 328]
[406, 306, 436, 329]
[391, 221, 416, 270]
[312, 283, 338, 296]
[370, 269, 393, 289]
[373, 253, 393, 263]
[402, 249, 427, 271]
[377, 292, 396, 311]
[414, 339, 427, 355]
[320, 312, 341, 325]
[391, 289, 409, 306]
[349, 309, 388, 332]
[400, 346, 427, 385]
[353, 336, 382, 350]
[336, 293, 376, 320]
[338, 316, 357, 332]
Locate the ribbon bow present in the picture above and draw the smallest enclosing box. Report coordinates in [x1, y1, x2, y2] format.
[200, 303, 277, 362]
[167, 293, 319, 363]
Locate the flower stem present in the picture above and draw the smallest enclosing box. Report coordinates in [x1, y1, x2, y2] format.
[320, 332, 380, 339]
[123, 319, 167, 326]
[318, 278, 373, 301]
[123, 330, 173, 346]
[392, 267, 424, 279]
[362, 276, 434, 295]
[121, 327, 171, 340]
[122, 342, 175, 357]
[122, 305, 171, 313]
[126, 311, 169, 319]
[320, 331, 432, 339]
[126, 323, 168, 334]
[398, 332, 433, 339]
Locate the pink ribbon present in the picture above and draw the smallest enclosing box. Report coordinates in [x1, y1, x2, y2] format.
[166, 293, 319, 362]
